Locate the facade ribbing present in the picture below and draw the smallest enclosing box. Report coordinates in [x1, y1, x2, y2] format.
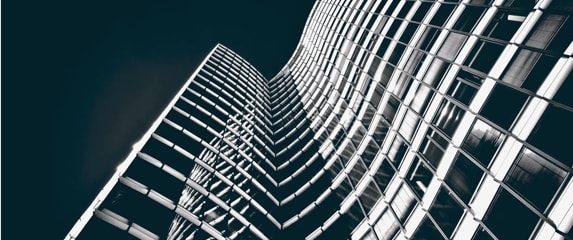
[67, 0, 573, 239]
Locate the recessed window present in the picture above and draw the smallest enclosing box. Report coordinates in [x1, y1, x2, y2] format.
[374, 160, 396, 193]
[360, 179, 382, 214]
[370, 81, 385, 108]
[409, 84, 434, 115]
[388, 42, 406, 65]
[461, 119, 505, 167]
[382, 95, 400, 124]
[374, 209, 401, 240]
[480, 84, 528, 130]
[349, 158, 368, 187]
[362, 139, 379, 167]
[430, 3, 456, 27]
[368, 56, 381, 77]
[386, 20, 403, 43]
[393, 76, 414, 100]
[463, 39, 505, 74]
[525, 14, 573, 53]
[362, 104, 377, 130]
[379, 64, 396, 87]
[429, 187, 465, 237]
[412, 216, 446, 239]
[399, 22, 419, 44]
[501, 49, 559, 91]
[444, 152, 485, 203]
[396, 1, 414, 19]
[417, 27, 441, 52]
[482, 10, 524, 42]
[399, 109, 421, 142]
[411, 2, 433, 22]
[406, 157, 433, 197]
[505, 148, 567, 211]
[390, 184, 417, 223]
[446, 72, 479, 106]
[420, 128, 449, 169]
[424, 59, 450, 87]
[432, 99, 465, 138]
[453, 6, 486, 33]
[387, 135, 409, 168]
[483, 188, 539, 239]
[527, 104, 573, 166]
[339, 141, 356, 166]
[437, 32, 468, 61]
[402, 49, 426, 76]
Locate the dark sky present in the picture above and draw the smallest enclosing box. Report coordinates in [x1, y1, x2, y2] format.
[3, 0, 315, 238]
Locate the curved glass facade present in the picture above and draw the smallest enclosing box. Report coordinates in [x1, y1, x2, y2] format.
[67, 0, 573, 239]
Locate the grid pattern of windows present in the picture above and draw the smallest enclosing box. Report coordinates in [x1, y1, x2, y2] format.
[67, 0, 573, 239]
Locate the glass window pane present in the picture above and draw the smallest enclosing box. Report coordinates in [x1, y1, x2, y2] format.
[389, 42, 406, 65]
[379, 64, 395, 87]
[432, 99, 465, 138]
[373, 119, 390, 146]
[374, 160, 396, 193]
[424, 59, 450, 88]
[362, 139, 379, 167]
[527, 104, 573, 166]
[360, 179, 382, 214]
[390, 184, 417, 224]
[399, 109, 421, 142]
[412, 3, 433, 22]
[430, 3, 456, 27]
[482, 10, 524, 42]
[409, 84, 434, 115]
[393, 75, 414, 100]
[411, 216, 446, 240]
[446, 73, 479, 106]
[368, 56, 381, 77]
[505, 148, 567, 211]
[387, 135, 409, 168]
[420, 128, 449, 169]
[525, 14, 572, 52]
[386, 20, 403, 40]
[452, 6, 486, 33]
[483, 189, 539, 239]
[463, 39, 504, 74]
[406, 157, 434, 197]
[461, 119, 505, 167]
[501, 49, 559, 91]
[437, 32, 468, 61]
[382, 95, 400, 124]
[472, 225, 495, 240]
[371, 81, 385, 108]
[374, 208, 401, 240]
[417, 27, 440, 52]
[396, 1, 414, 19]
[402, 49, 426, 77]
[349, 158, 368, 187]
[444, 153, 485, 203]
[429, 187, 465, 237]
[400, 22, 419, 44]
[362, 104, 376, 130]
[480, 84, 528, 130]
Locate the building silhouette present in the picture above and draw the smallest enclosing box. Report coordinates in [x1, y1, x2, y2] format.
[67, 0, 573, 239]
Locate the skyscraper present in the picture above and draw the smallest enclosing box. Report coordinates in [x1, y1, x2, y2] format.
[66, 0, 573, 239]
